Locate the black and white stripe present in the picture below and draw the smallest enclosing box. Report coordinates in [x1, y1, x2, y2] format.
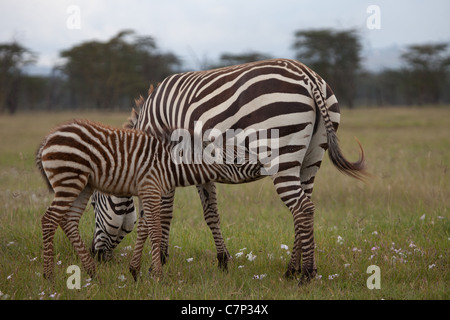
[90, 192, 136, 261]
[36, 119, 262, 279]
[91, 58, 367, 283]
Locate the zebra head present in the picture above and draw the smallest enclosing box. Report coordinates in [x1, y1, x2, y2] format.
[90, 191, 137, 261]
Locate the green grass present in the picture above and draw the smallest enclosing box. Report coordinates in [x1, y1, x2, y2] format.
[0, 107, 448, 300]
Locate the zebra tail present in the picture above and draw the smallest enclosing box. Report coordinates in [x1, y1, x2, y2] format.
[310, 74, 369, 182]
[35, 139, 53, 193]
[326, 129, 369, 182]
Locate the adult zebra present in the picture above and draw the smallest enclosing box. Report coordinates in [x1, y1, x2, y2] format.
[91, 58, 367, 282]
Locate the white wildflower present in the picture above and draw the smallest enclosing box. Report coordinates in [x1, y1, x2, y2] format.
[328, 273, 339, 280]
[428, 264, 436, 269]
[246, 251, 257, 261]
[372, 231, 378, 235]
[419, 214, 425, 220]
[337, 236, 344, 245]
[186, 257, 193, 263]
[118, 274, 126, 281]
[252, 274, 267, 280]
[280, 244, 289, 250]
[235, 252, 244, 258]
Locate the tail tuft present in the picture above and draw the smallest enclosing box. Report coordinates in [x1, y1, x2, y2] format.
[327, 130, 369, 182]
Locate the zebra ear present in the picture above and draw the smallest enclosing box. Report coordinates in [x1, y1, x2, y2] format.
[123, 108, 139, 129]
[148, 84, 155, 96]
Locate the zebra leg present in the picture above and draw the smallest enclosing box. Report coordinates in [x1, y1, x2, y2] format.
[130, 190, 163, 280]
[272, 168, 317, 284]
[59, 187, 96, 278]
[196, 182, 231, 271]
[41, 206, 63, 280]
[129, 210, 149, 281]
[41, 191, 80, 279]
[160, 190, 175, 265]
[137, 191, 172, 266]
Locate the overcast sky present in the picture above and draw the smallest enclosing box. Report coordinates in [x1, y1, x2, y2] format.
[1, 0, 449, 73]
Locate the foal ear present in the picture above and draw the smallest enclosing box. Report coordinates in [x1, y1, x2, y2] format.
[123, 108, 139, 129]
[148, 84, 155, 96]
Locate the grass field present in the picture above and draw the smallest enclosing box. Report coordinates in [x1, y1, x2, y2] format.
[0, 107, 448, 300]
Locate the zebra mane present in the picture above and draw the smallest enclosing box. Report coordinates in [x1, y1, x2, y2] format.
[123, 84, 156, 130]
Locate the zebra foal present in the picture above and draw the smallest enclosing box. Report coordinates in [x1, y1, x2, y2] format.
[36, 119, 259, 279]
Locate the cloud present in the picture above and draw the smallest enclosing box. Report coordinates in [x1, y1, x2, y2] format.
[1, 0, 449, 73]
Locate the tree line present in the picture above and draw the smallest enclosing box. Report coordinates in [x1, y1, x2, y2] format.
[1, 29, 449, 114]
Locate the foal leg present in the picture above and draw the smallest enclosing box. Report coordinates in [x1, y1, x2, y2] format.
[130, 189, 162, 280]
[137, 191, 173, 266]
[59, 187, 96, 278]
[129, 210, 149, 281]
[160, 190, 175, 265]
[196, 182, 231, 270]
[41, 191, 79, 279]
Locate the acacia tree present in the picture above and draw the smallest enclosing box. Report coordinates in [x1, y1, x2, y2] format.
[60, 30, 180, 109]
[401, 43, 450, 105]
[0, 41, 36, 113]
[292, 29, 362, 108]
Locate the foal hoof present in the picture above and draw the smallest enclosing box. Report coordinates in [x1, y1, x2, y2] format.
[298, 268, 317, 286]
[217, 252, 229, 271]
[161, 252, 169, 266]
[283, 266, 299, 280]
[148, 265, 163, 281]
[129, 267, 139, 282]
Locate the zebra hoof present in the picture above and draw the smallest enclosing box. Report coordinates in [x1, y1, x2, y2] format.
[217, 252, 229, 271]
[43, 271, 54, 281]
[129, 267, 139, 282]
[284, 265, 300, 279]
[298, 268, 317, 286]
[161, 252, 169, 266]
